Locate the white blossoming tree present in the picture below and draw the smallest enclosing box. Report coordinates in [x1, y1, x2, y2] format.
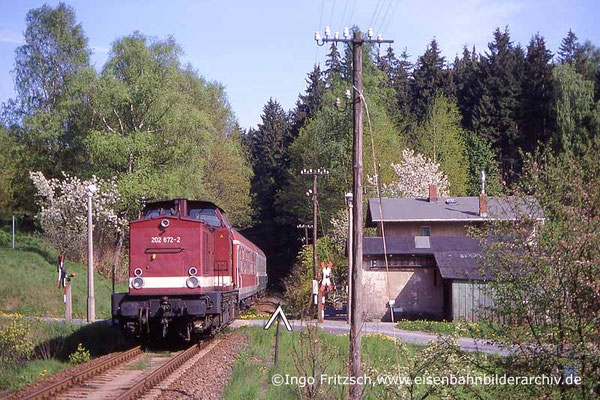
[30, 172, 126, 262]
[369, 148, 450, 198]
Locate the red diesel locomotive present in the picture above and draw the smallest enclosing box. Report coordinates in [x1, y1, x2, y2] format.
[111, 199, 267, 339]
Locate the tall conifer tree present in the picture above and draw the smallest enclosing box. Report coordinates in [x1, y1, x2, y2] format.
[520, 34, 554, 153]
[411, 39, 452, 121]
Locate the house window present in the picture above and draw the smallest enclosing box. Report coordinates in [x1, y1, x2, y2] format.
[420, 226, 431, 236]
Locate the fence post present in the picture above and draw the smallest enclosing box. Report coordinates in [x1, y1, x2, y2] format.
[12, 215, 15, 250]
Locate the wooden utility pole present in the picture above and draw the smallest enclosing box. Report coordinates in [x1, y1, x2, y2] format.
[297, 224, 313, 246]
[315, 26, 393, 399]
[349, 30, 364, 399]
[300, 168, 329, 322]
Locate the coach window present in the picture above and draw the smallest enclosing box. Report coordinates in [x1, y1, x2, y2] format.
[420, 226, 431, 236]
[189, 208, 222, 227]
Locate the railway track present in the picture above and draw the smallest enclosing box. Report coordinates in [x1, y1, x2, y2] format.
[18, 340, 216, 400]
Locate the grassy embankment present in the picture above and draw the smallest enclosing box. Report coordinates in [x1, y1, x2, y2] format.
[0, 229, 127, 319]
[0, 228, 132, 394]
[223, 326, 529, 400]
[0, 318, 134, 393]
[224, 326, 584, 399]
[395, 319, 505, 341]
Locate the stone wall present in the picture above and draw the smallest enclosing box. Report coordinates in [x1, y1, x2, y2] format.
[361, 266, 444, 321]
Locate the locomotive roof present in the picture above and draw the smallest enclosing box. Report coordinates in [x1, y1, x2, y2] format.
[143, 198, 225, 213]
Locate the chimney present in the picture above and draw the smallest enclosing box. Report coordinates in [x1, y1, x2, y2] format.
[428, 184, 438, 202]
[479, 193, 488, 217]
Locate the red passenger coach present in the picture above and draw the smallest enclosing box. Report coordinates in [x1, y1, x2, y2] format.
[112, 199, 266, 339]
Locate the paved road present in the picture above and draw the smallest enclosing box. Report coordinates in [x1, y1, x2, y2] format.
[230, 319, 509, 356]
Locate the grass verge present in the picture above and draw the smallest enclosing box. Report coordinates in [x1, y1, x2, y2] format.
[223, 325, 584, 399]
[0, 229, 126, 319]
[395, 319, 505, 340]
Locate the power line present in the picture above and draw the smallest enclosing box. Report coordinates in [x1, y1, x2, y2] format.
[347, 0, 358, 27]
[315, 0, 327, 64]
[339, 0, 349, 34]
[381, 0, 402, 37]
[329, 0, 337, 30]
[369, 0, 383, 30]
[376, 0, 395, 33]
[372, 0, 389, 33]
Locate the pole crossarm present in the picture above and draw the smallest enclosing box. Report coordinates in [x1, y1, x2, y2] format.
[318, 38, 394, 45]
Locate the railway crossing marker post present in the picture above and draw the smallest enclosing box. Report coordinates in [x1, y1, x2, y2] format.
[315, 26, 393, 399]
[265, 304, 292, 366]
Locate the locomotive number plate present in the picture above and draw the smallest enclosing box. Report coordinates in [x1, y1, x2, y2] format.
[151, 236, 181, 244]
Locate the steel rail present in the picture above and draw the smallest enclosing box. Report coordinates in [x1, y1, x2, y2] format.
[21, 346, 143, 400]
[114, 340, 212, 400]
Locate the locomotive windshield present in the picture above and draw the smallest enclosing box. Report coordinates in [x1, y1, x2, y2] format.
[189, 208, 221, 227]
[144, 207, 177, 218]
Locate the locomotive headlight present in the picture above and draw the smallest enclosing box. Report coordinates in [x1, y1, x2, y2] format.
[134, 268, 143, 277]
[186, 276, 199, 288]
[160, 219, 170, 228]
[188, 267, 197, 276]
[132, 277, 144, 290]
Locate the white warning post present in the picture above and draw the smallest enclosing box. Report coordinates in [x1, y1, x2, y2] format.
[264, 304, 292, 332]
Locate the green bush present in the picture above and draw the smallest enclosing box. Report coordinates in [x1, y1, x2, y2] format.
[68, 343, 91, 365]
[0, 318, 35, 362]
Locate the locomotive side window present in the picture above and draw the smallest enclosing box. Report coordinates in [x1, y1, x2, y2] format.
[189, 208, 222, 227]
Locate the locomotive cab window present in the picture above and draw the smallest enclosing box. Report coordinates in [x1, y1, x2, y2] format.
[144, 207, 177, 218]
[189, 208, 222, 227]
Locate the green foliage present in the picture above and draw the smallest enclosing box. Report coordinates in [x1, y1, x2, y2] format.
[552, 63, 597, 152]
[475, 141, 600, 395]
[4, 2, 91, 210]
[416, 94, 469, 196]
[411, 39, 453, 121]
[0, 318, 35, 363]
[0, 127, 22, 209]
[520, 34, 554, 154]
[76, 33, 252, 223]
[284, 236, 345, 316]
[68, 343, 91, 364]
[282, 71, 404, 228]
[463, 131, 502, 195]
[13, 2, 90, 113]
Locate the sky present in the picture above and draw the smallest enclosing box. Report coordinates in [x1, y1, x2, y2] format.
[0, 0, 599, 130]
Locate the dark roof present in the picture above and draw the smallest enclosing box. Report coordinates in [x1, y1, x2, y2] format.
[434, 251, 492, 280]
[363, 236, 490, 281]
[363, 236, 481, 255]
[367, 196, 543, 226]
